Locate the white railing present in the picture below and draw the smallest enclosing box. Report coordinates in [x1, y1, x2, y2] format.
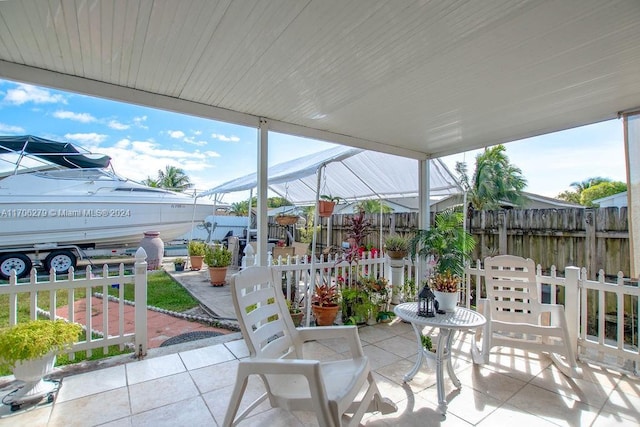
[0, 248, 149, 359]
[464, 260, 639, 374]
[269, 251, 387, 302]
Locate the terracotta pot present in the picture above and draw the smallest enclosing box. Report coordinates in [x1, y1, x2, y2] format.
[311, 304, 339, 326]
[289, 310, 304, 327]
[208, 266, 228, 286]
[139, 231, 164, 270]
[189, 255, 204, 270]
[387, 250, 407, 260]
[318, 200, 336, 217]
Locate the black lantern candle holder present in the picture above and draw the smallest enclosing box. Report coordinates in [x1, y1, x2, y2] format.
[417, 285, 436, 317]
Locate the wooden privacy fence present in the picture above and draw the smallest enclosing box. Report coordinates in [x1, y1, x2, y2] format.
[273, 207, 630, 279]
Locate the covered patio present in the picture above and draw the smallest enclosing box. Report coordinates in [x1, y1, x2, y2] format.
[3, 321, 638, 426]
[1, 1, 640, 425]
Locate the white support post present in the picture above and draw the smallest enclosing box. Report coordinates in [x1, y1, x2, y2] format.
[624, 112, 640, 278]
[564, 266, 580, 357]
[417, 159, 430, 283]
[134, 247, 148, 358]
[257, 118, 269, 266]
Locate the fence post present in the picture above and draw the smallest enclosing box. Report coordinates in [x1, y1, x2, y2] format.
[584, 208, 596, 279]
[564, 266, 580, 357]
[134, 247, 148, 358]
[498, 210, 507, 254]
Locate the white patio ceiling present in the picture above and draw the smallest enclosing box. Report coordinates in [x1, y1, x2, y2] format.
[0, 0, 638, 160]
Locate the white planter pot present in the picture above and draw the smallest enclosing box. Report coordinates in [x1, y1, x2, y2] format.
[433, 291, 458, 312]
[8, 353, 58, 405]
[13, 353, 57, 383]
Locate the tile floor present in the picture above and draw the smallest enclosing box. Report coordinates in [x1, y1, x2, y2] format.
[1, 319, 638, 426]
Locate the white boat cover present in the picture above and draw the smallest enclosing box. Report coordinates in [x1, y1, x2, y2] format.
[199, 146, 460, 204]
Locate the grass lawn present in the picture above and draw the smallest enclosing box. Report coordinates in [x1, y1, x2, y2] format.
[106, 271, 199, 312]
[0, 270, 200, 375]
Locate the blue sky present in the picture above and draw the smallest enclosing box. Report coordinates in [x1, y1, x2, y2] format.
[0, 79, 626, 202]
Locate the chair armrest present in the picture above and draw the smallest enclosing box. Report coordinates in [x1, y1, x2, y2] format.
[297, 325, 364, 357]
[239, 358, 321, 375]
[539, 303, 568, 326]
[237, 358, 328, 398]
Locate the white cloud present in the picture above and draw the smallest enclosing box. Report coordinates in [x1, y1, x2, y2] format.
[4, 84, 66, 105]
[133, 115, 148, 129]
[204, 150, 221, 158]
[211, 133, 240, 142]
[168, 130, 185, 139]
[98, 138, 213, 183]
[0, 123, 25, 133]
[54, 110, 96, 123]
[114, 139, 131, 149]
[64, 133, 108, 145]
[108, 120, 130, 130]
[183, 136, 207, 146]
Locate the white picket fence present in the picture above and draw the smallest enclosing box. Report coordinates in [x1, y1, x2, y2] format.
[267, 250, 639, 373]
[464, 259, 639, 374]
[0, 248, 149, 359]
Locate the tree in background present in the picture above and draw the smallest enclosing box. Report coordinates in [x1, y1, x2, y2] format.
[580, 181, 627, 207]
[228, 196, 293, 216]
[144, 165, 192, 192]
[456, 145, 527, 210]
[556, 177, 625, 206]
[355, 199, 393, 214]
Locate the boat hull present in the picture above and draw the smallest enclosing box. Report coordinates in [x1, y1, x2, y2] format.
[0, 195, 213, 248]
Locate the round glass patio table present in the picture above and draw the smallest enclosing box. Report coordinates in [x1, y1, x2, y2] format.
[394, 303, 486, 415]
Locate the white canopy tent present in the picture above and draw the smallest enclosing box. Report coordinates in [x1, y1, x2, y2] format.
[200, 145, 461, 327]
[199, 146, 460, 203]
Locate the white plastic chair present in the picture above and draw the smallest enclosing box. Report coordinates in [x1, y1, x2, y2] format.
[223, 266, 397, 427]
[475, 255, 581, 378]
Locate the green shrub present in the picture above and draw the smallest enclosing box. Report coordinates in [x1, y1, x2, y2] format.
[0, 320, 82, 370]
[204, 245, 232, 267]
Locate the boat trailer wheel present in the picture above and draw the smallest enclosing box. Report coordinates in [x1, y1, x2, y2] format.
[44, 250, 77, 275]
[0, 253, 32, 280]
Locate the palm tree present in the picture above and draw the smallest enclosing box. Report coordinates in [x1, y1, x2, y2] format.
[142, 177, 159, 187]
[570, 177, 611, 193]
[557, 177, 612, 204]
[457, 145, 527, 210]
[355, 199, 393, 214]
[229, 201, 249, 216]
[157, 165, 192, 192]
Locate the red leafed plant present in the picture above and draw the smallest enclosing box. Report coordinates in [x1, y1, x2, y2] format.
[312, 283, 340, 307]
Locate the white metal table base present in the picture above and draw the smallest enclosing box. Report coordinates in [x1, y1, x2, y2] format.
[394, 304, 486, 416]
[405, 323, 460, 414]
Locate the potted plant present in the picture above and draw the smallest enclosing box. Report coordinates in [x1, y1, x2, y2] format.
[341, 286, 370, 325]
[409, 209, 475, 311]
[318, 195, 342, 217]
[287, 299, 304, 327]
[311, 283, 340, 326]
[0, 319, 82, 408]
[204, 244, 232, 286]
[173, 257, 185, 272]
[384, 234, 410, 260]
[187, 240, 207, 270]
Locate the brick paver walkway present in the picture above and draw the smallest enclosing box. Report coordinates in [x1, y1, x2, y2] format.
[56, 297, 231, 349]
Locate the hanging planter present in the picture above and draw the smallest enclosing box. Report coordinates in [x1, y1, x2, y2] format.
[318, 195, 341, 217]
[275, 215, 298, 226]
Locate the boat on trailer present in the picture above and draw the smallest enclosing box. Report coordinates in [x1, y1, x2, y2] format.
[0, 135, 214, 278]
